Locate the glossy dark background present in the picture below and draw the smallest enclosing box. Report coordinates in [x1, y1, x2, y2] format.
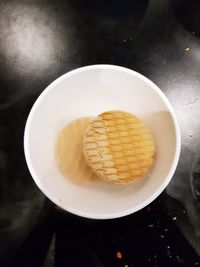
[0, 0, 200, 266]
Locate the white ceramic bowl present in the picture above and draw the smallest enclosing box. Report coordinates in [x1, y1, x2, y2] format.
[24, 65, 181, 219]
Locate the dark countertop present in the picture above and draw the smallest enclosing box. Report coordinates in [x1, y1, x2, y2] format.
[0, 0, 200, 266]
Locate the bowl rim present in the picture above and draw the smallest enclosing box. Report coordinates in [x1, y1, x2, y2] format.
[24, 64, 181, 219]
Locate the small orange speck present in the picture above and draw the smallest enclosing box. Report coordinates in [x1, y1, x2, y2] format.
[185, 47, 190, 52]
[145, 206, 152, 213]
[116, 251, 123, 259]
[124, 265, 129, 267]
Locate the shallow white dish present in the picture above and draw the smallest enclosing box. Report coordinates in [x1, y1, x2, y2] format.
[24, 65, 181, 219]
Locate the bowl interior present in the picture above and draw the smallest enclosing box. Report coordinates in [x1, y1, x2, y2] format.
[24, 65, 180, 219]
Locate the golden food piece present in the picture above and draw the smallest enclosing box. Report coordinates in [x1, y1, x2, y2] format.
[83, 111, 155, 184]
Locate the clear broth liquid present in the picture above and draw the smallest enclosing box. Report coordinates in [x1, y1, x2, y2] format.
[55, 117, 98, 185]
